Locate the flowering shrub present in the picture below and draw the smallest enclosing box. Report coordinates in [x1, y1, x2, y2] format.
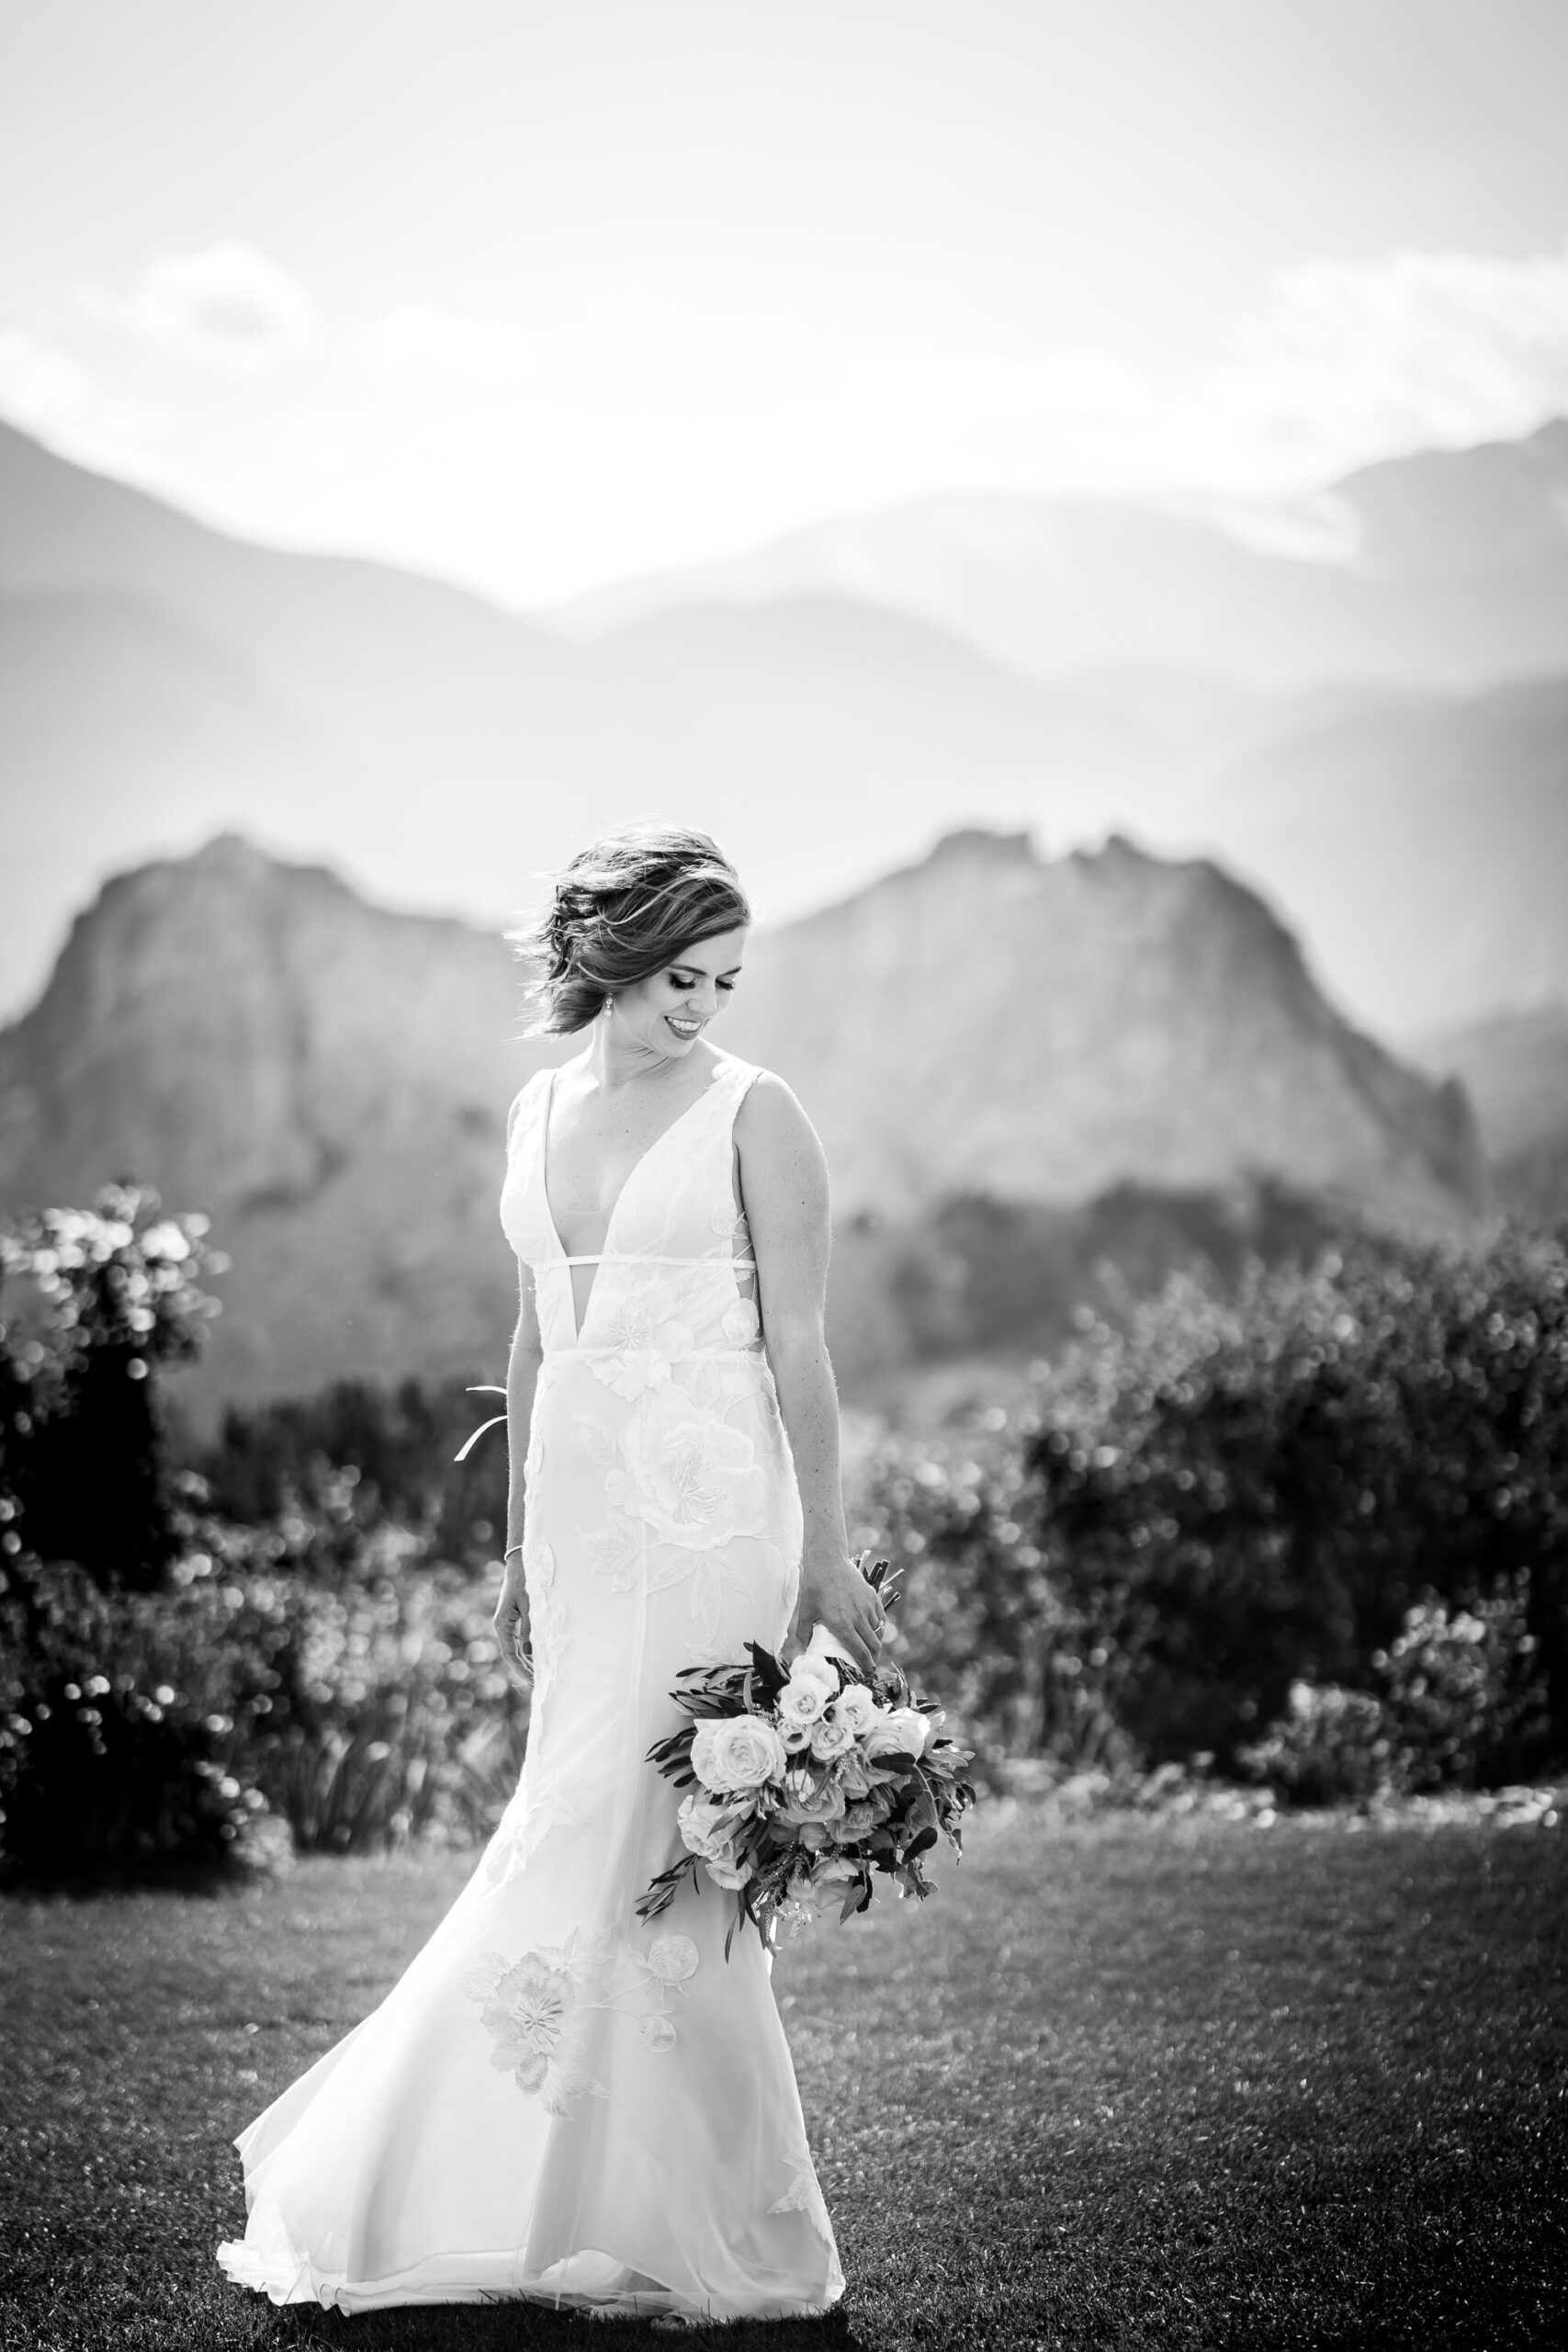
[1376, 1580, 1550, 1792]
[846, 1220, 1565, 1792]
[1017, 1223, 1568, 1770]
[0, 1193, 530, 1880]
[1238, 1584, 1553, 1806]
[1236, 1680, 1399, 1806]
[0, 1557, 271, 1884]
[0, 1517, 525, 1877]
[1, 1187, 223, 1590]
[846, 1422, 1137, 1783]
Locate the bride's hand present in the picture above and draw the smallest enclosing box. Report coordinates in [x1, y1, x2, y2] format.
[492, 1558, 533, 1682]
[794, 1549, 884, 1678]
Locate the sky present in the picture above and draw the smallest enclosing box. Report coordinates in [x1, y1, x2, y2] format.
[3, 0, 1567, 607]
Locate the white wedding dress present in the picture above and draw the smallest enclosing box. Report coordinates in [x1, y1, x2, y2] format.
[217, 1049, 844, 2321]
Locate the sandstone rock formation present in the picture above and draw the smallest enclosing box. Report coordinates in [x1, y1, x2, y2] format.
[0, 837, 552, 1410]
[0, 831, 1485, 1415]
[724, 828, 1484, 1230]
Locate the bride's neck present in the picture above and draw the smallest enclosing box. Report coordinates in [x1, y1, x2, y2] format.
[585, 1021, 694, 1095]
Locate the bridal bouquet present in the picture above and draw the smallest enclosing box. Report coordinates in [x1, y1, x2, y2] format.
[637, 1559, 975, 1947]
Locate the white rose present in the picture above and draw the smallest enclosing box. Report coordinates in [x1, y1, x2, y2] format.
[832, 1683, 877, 1736]
[705, 1848, 753, 1891]
[864, 1706, 930, 1758]
[677, 1792, 742, 1860]
[776, 1677, 829, 1731]
[808, 1712, 856, 1762]
[691, 1713, 787, 1793]
[813, 1855, 860, 1885]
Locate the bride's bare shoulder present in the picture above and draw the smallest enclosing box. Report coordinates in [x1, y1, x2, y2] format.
[732, 1066, 824, 1161]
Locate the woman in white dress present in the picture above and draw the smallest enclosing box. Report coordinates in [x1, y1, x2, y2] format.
[217, 826, 885, 2324]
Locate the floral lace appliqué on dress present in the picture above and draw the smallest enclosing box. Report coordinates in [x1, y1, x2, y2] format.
[464, 1930, 700, 2117]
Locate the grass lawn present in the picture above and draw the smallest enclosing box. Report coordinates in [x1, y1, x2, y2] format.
[2, 1810, 1564, 2352]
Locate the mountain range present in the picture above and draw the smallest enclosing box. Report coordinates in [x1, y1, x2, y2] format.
[550, 423, 1568, 695]
[0, 830, 1487, 1419]
[3, 417, 1566, 1039]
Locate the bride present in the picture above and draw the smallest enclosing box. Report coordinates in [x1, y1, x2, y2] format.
[217, 825, 885, 2323]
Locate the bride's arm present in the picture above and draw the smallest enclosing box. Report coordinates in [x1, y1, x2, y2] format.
[736, 1073, 883, 1676]
[493, 1261, 544, 1679]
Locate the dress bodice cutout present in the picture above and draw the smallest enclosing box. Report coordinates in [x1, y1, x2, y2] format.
[502, 1052, 762, 1356]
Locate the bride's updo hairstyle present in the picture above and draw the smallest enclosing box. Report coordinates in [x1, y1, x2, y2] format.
[521, 825, 751, 1035]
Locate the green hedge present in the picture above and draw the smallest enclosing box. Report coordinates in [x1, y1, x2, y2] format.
[852, 1220, 1566, 1788]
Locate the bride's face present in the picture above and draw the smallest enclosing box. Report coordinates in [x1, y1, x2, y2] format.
[611, 925, 749, 1060]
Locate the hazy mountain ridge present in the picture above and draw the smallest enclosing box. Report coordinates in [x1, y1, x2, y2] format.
[3, 416, 1566, 1040]
[546, 421, 1568, 692]
[1410, 999, 1568, 1225]
[0, 832, 1485, 1415]
[0, 419, 554, 710]
[1182, 673, 1568, 1034]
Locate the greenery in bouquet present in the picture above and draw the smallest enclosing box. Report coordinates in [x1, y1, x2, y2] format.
[637, 1559, 975, 1948]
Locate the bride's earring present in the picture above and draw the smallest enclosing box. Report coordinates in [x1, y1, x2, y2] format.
[602, 993, 614, 1018]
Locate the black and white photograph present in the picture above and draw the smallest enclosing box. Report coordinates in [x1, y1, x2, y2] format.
[1, 4, 1565, 2346]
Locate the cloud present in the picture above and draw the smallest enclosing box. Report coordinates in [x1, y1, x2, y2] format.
[353, 304, 538, 392]
[0, 329, 99, 430]
[840, 344, 1152, 426]
[8, 241, 1567, 607]
[1188, 247, 1568, 489]
[0, 328, 158, 478]
[777, 342, 1162, 502]
[116, 242, 316, 369]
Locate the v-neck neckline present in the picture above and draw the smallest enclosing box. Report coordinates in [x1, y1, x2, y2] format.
[539, 1060, 722, 1340]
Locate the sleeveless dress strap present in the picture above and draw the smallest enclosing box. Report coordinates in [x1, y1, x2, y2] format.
[505, 1067, 551, 1159]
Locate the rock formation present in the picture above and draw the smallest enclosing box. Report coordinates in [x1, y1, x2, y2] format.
[0, 830, 1485, 1414]
[723, 828, 1483, 1229]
